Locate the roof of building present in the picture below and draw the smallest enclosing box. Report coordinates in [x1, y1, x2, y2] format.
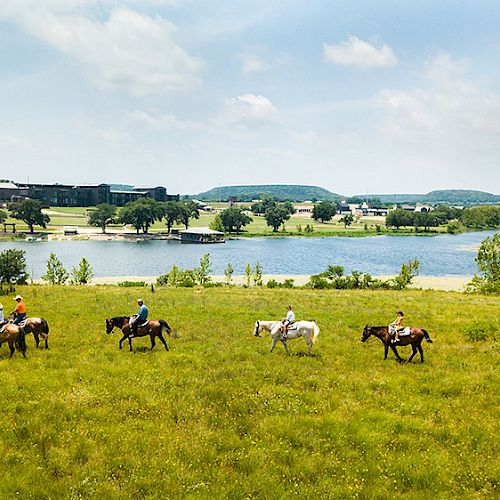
[0, 182, 19, 190]
[110, 190, 148, 195]
[180, 227, 224, 235]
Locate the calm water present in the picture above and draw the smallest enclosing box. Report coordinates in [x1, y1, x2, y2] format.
[0, 231, 497, 278]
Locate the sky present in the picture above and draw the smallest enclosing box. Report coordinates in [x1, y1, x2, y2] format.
[1, 0, 500, 196]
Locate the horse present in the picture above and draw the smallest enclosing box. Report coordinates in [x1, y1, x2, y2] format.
[0, 323, 27, 358]
[361, 325, 433, 363]
[105, 316, 172, 352]
[254, 320, 320, 355]
[20, 317, 50, 349]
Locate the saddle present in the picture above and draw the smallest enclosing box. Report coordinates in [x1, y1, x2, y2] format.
[392, 327, 411, 336]
[286, 322, 298, 331]
[139, 320, 149, 328]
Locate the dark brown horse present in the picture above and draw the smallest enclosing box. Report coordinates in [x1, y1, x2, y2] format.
[0, 323, 27, 358]
[361, 325, 433, 362]
[105, 316, 171, 352]
[20, 318, 50, 349]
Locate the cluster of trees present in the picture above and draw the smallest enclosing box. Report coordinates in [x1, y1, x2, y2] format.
[386, 205, 500, 232]
[88, 199, 200, 234]
[307, 259, 420, 290]
[42, 253, 94, 285]
[0, 198, 201, 235]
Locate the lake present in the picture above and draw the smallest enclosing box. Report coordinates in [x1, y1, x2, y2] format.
[0, 231, 497, 278]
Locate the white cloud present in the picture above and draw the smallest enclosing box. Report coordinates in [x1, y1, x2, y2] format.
[323, 35, 397, 69]
[125, 110, 204, 132]
[238, 49, 289, 75]
[220, 94, 280, 128]
[1, 4, 203, 96]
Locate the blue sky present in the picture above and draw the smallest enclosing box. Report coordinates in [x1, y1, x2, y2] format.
[1, 0, 499, 195]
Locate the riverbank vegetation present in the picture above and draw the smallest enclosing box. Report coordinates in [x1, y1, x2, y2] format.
[0, 285, 497, 498]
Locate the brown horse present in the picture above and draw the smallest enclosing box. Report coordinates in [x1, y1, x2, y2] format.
[20, 318, 50, 349]
[361, 325, 433, 362]
[0, 323, 27, 358]
[105, 316, 171, 352]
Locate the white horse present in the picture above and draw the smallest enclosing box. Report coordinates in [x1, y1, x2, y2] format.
[253, 320, 320, 355]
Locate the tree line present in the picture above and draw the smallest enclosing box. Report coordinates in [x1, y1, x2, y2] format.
[386, 205, 500, 232]
[0, 198, 201, 234]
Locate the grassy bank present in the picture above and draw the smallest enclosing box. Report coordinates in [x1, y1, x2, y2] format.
[0, 286, 498, 498]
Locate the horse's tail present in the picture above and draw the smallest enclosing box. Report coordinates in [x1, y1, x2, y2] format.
[159, 320, 172, 336]
[16, 327, 26, 354]
[422, 329, 433, 343]
[312, 322, 320, 344]
[41, 318, 49, 335]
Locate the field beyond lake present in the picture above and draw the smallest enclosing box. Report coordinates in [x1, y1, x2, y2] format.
[0, 286, 498, 498]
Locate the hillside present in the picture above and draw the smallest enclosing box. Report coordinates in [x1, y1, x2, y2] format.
[193, 184, 341, 202]
[359, 189, 500, 205]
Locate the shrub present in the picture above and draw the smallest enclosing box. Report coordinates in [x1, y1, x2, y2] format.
[117, 281, 146, 287]
[306, 274, 330, 289]
[42, 253, 68, 285]
[224, 262, 234, 285]
[462, 322, 497, 342]
[70, 257, 93, 285]
[253, 262, 263, 286]
[467, 234, 500, 294]
[0, 249, 28, 284]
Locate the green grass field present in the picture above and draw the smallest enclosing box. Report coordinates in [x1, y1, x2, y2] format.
[0, 286, 498, 498]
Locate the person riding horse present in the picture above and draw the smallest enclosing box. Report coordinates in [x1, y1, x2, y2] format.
[11, 295, 27, 325]
[281, 305, 295, 339]
[129, 299, 148, 338]
[389, 310, 404, 343]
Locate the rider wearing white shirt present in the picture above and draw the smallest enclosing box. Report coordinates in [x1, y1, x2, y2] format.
[281, 305, 295, 338]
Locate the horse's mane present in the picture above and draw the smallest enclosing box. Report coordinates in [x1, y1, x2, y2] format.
[111, 316, 130, 323]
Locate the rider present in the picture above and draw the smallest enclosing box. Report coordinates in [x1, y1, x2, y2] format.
[129, 299, 148, 338]
[390, 310, 404, 343]
[281, 305, 295, 339]
[11, 295, 27, 325]
[0, 302, 5, 332]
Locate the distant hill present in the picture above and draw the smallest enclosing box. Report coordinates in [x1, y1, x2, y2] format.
[358, 190, 500, 205]
[193, 185, 341, 202]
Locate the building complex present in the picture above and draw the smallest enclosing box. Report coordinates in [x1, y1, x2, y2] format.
[0, 181, 179, 207]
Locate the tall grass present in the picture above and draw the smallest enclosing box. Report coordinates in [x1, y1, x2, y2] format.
[0, 286, 498, 498]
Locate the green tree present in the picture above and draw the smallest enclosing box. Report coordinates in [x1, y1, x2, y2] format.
[339, 213, 354, 228]
[386, 209, 413, 229]
[244, 263, 253, 287]
[392, 259, 420, 290]
[87, 204, 116, 233]
[70, 257, 93, 285]
[0, 249, 28, 284]
[253, 262, 263, 286]
[265, 203, 293, 232]
[42, 253, 68, 285]
[461, 206, 500, 229]
[219, 207, 253, 233]
[209, 213, 225, 232]
[312, 201, 336, 223]
[413, 211, 438, 232]
[467, 234, 500, 294]
[176, 201, 200, 229]
[0, 209, 7, 224]
[195, 253, 212, 285]
[164, 201, 181, 234]
[9, 199, 50, 233]
[119, 198, 166, 234]
[224, 262, 234, 285]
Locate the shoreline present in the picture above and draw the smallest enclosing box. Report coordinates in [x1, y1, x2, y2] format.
[56, 274, 472, 291]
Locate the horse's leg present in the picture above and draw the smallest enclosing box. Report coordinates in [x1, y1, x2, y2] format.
[44, 334, 49, 349]
[418, 344, 424, 362]
[150, 334, 156, 350]
[408, 345, 417, 363]
[390, 345, 403, 362]
[34, 332, 40, 349]
[270, 337, 277, 353]
[8, 341, 15, 358]
[157, 332, 169, 351]
[118, 334, 128, 350]
[384, 344, 389, 360]
[128, 336, 133, 352]
[281, 339, 290, 355]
